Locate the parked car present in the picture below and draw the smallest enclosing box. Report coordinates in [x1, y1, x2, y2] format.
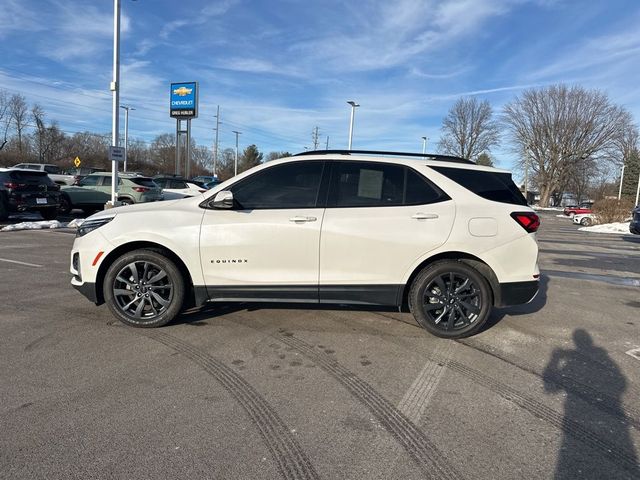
[204, 179, 223, 190]
[12, 163, 75, 185]
[630, 206, 640, 234]
[563, 203, 593, 216]
[66, 167, 107, 185]
[153, 175, 206, 199]
[59, 172, 163, 214]
[191, 175, 218, 186]
[70, 150, 540, 339]
[0, 168, 60, 220]
[573, 213, 596, 226]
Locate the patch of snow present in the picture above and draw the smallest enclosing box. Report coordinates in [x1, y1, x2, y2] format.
[578, 222, 631, 234]
[1, 217, 86, 232]
[1, 220, 64, 231]
[556, 214, 570, 218]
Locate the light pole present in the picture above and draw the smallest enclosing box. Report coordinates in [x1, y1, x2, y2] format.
[635, 172, 640, 206]
[232, 130, 241, 176]
[110, 0, 121, 205]
[421, 136, 428, 154]
[618, 165, 625, 200]
[120, 105, 135, 172]
[347, 100, 359, 150]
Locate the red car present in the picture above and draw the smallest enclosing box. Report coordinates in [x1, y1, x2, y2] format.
[563, 204, 593, 216]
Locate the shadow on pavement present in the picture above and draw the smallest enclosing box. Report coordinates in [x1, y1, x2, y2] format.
[543, 329, 639, 479]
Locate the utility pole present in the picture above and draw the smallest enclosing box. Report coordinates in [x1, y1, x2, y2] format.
[213, 105, 220, 178]
[312, 126, 320, 150]
[120, 105, 135, 172]
[325, 136, 329, 150]
[232, 130, 241, 177]
[110, 0, 121, 205]
[618, 165, 625, 200]
[347, 101, 359, 150]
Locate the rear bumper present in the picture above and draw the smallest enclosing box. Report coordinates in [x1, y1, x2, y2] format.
[630, 221, 640, 235]
[496, 280, 539, 307]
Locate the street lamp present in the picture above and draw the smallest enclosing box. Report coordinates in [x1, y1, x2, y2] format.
[421, 136, 428, 155]
[120, 105, 135, 172]
[347, 101, 359, 150]
[110, 0, 121, 205]
[618, 165, 625, 200]
[232, 130, 241, 176]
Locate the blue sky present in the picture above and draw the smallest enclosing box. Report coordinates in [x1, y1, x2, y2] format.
[1, 0, 640, 175]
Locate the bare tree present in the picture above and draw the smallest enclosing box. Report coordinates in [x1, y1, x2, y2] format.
[0, 90, 11, 151]
[438, 97, 500, 160]
[503, 84, 631, 206]
[9, 94, 29, 160]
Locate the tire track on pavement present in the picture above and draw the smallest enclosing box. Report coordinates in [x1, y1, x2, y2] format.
[436, 353, 640, 477]
[275, 329, 465, 480]
[142, 330, 320, 480]
[458, 339, 640, 432]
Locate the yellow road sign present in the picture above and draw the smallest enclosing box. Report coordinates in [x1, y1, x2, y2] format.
[74, 157, 81, 168]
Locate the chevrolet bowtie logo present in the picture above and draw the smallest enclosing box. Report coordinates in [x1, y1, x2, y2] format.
[173, 86, 192, 96]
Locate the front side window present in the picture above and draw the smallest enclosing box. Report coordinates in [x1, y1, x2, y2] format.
[80, 176, 100, 187]
[230, 161, 324, 210]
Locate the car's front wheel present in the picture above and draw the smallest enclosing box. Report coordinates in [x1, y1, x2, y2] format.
[103, 249, 185, 328]
[580, 217, 593, 226]
[58, 194, 72, 215]
[408, 261, 492, 338]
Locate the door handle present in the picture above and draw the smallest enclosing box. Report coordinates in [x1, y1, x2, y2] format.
[289, 216, 317, 223]
[411, 213, 439, 220]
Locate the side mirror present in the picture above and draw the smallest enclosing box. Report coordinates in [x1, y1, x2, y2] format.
[212, 190, 234, 209]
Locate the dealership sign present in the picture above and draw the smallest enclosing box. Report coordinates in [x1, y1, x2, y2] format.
[170, 82, 198, 118]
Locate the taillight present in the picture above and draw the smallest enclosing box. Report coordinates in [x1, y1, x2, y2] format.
[4, 182, 25, 189]
[511, 212, 540, 233]
[132, 186, 150, 193]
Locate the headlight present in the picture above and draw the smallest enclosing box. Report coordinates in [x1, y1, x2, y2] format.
[77, 216, 115, 237]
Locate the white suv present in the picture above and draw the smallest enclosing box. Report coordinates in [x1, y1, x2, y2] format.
[70, 151, 540, 338]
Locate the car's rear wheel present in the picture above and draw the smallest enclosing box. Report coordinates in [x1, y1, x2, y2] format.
[103, 249, 185, 328]
[580, 217, 592, 226]
[58, 194, 72, 215]
[408, 261, 492, 338]
[0, 195, 8, 221]
[119, 198, 133, 206]
[41, 207, 58, 220]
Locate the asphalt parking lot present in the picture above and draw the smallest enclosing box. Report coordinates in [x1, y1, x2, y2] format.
[1, 212, 639, 480]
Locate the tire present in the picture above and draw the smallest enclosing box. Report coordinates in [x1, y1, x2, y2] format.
[58, 194, 72, 215]
[119, 198, 134, 206]
[103, 249, 185, 328]
[580, 217, 592, 226]
[0, 195, 8, 221]
[408, 261, 492, 339]
[41, 207, 58, 221]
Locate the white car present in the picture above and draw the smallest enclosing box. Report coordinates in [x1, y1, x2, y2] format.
[152, 176, 206, 200]
[70, 150, 540, 339]
[573, 213, 596, 226]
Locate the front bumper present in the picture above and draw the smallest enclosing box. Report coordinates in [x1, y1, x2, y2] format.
[496, 280, 539, 307]
[71, 277, 100, 304]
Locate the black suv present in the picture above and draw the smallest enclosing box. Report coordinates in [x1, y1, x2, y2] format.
[0, 168, 61, 221]
[631, 205, 640, 235]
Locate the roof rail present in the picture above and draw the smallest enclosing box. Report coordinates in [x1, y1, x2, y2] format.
[293, 149, 475, 165]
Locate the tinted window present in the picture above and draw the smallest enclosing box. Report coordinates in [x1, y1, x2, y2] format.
[329, 162, 404, 207]
[80, 176, 100, 186]
[8, 170, 50, 182]
[130, 177, 157, 188]
[231, 161, 323, 209]
[328, 162, 448, 207]
[170, 180, 188, 189]
[431, 166, 527, 206]
[44, 165, 60, 174]
[102, 177, 112, 187]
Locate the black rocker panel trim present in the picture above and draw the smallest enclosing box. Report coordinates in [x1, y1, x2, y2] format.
[204, 285, 403, 306]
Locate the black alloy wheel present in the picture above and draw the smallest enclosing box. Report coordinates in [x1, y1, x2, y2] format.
[103, 249, 185, 327]
[58, 194, 72, 214]
[409, 261, 491, 338]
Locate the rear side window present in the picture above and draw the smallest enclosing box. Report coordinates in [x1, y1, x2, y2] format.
[328, 161, 449, 207]
[130, 177, 158, 188]
[44, 165, 60, 174]
[431, 166, 527, 206]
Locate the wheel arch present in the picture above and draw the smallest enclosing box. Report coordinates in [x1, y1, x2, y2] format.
[95, 241, 200, 307]
[400, 251, 499, 310]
